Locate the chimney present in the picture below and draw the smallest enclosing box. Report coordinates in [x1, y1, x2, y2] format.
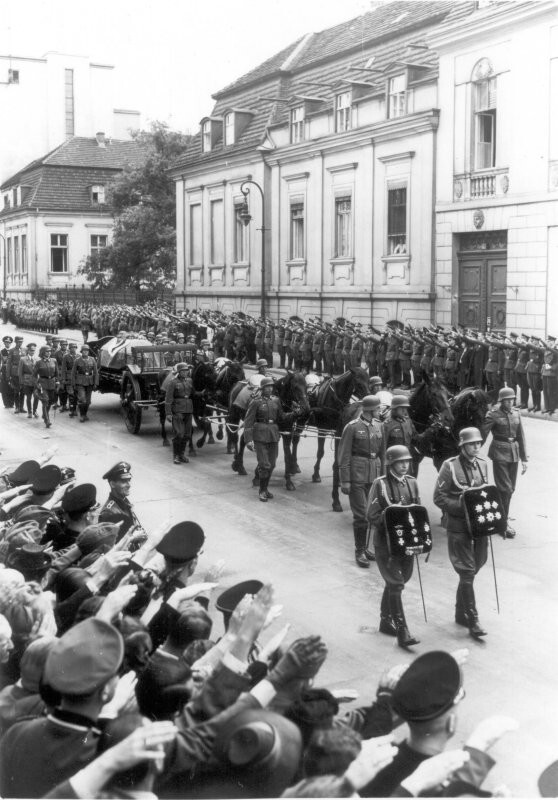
[96, 131, 106, 148]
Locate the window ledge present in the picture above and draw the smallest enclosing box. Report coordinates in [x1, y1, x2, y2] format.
[330, 256, 355, 266]
[381, 253, 409, 263]
[286, 259, 307, 267]
[232, 260, 250, 267]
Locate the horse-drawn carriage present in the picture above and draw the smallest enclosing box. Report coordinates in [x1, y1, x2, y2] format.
[89, 337, 193, 435]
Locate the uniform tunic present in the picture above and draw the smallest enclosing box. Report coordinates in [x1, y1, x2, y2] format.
[99, 490, 141, 539]
[338, 415, 384, 531]
[482, 405, 528, 514]
[244, 395, 293, 478]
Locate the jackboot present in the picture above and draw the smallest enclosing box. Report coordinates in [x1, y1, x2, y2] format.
[172, 440, 181, 465]
[390, 592, 420, 648]
[379, 587, 397, 636]
[353, 522, 370, 568]
[259, 476, 268, 502]
[455, 585, 468, 627]
[179, 440, 189, 463]
[364, 524, 375, 561]
[460, 583, 487, 638]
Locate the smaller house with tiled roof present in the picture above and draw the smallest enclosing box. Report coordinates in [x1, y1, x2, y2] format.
[0, 133, 143, 298]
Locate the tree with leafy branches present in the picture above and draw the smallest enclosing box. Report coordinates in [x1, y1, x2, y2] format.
[80, 122, 191, 289]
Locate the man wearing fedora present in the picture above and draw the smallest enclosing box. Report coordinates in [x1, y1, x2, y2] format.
[338, 395, 384, 568]
[482, 386, 528, 539]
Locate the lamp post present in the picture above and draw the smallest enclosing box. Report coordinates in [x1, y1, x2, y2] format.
[239, 179, 266, 319]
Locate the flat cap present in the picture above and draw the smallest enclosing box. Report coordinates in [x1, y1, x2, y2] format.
[61, 483, 97, 514]
[216, 580, 263, 627]
[44, 618, 124, 694]
[32, 465, 62, 495]
[391, 651, 462, 722]
[102, 461, 132, 481]
[8, 459, 40, 487]
[156, 521, 205, 564]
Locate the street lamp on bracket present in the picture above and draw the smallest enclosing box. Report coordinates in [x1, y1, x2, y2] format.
[239, 179, 266, 320]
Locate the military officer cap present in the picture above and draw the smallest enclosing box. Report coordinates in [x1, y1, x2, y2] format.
[103, 461, 132, 482]
[260, 376, 274, 388]
[256, 358, 268, 368]
[32, 465, 62, 495]
[369, 376, 383, 387]
[385, 445, 412, 465]
[7, 459, 41, 487]
[52, 337, 60, 344]
[2, 335, 13, 343]
[45, 335, 53, 341]
[69, 342, 78, 349]
[391, 651, 462, 722]
[216, 580, 264, 629]
[26, 342, 36, 349]
[390, 395, 410, 409]
[156, 521, 205, 564]
[58, 339, 68, 345]
[14, 336, 24, 343]
[361, 395, 381, 410]
[498, 387, 516, 401]
[458, 427, 483, 447]
[61, 483, 98, 514]
[43, 618, 124, 695]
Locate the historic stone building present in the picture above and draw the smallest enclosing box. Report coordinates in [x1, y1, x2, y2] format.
[431, 0, 558, 336]
[170, 1, 476, 326]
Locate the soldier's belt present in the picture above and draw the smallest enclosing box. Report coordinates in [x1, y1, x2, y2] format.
[352, 452, 377, 459]
[493, 436, 516, 443]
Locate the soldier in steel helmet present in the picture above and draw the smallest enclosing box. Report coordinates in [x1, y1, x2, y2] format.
[244, 376, 299, 502]
[165, 362, 194, 465]
[434, 427, 490, 639]
[366, 445, 421, 648]
[383, 394, 420, 477]
[482, 387, 527, 538]
[338, 395, 384, 568]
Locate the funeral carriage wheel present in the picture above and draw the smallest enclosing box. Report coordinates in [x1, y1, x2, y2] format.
[120, 373, 143, 435]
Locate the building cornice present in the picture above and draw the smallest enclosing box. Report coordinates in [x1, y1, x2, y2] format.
[169, 147, 263, 181]
[429, 0, 557, 51]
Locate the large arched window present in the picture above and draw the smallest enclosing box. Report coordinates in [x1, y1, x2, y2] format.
[472, 58, 497, 170]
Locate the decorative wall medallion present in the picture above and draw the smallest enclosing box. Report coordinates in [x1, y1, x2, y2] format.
[454, 180, 463, 199]
[472, 57, 494, 81]
[500, 174, 509, 194]
[473, 209, 485, 230]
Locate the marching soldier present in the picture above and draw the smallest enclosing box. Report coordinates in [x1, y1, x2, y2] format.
[54, 339, 69, 411]
[71, 344, 98, 422]
[7, 336, 24, 414]
[338, 395, 384, 568]
[366, 445, 421, 648]
[1, 335, 14, 408]
[434, 427, 490, 639]
[165, 362, 194, 465]
[244, 376, 299, 502]
[482, 386, 528, 538]
[32, 345, 59, 428]
[61, 342, 79, 417]
[383, 395, 420, 477]
[18, 342, 38, 418]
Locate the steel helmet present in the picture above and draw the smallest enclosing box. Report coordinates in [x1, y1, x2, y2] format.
[256, 358, 268, 368]
[249, 374, 265, 389]
[386, 444, 413, 465]
[458, 427, 483, 447]
[362, 395, 381, 410]
[369, 376, 383, 387]
[498, 387, 516, 401]
[260, 376, 275, 388]
[390, 395, 410, 409]
[175, 362, 189, 372]
[385, 445, 412, 465]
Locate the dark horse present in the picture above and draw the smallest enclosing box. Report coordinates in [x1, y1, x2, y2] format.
[212, 361, 246, 455]
[157, 361, 218, 452]
[304, 367, 370, 512]
[411, 383, 489, 471]
[230, 372, 309, 490]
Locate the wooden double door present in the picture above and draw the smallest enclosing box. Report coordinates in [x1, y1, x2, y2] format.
[458, 249, 507, 332]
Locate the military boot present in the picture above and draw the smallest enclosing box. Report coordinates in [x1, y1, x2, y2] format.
[259, 476, 268, 502]
[455, 585, 468, 627]
[353, 522, 369, 568]
[379, 587, 397, 636]
[461, 583, 487, 638]
[390, 593, 420, 648]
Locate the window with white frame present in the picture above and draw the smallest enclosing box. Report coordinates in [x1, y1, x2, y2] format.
[21, 234, 27, 274]
[335, 92, 352, 132]
[90, 234, 108, 257]
[91, 185, 106, 205]
[6, 238, 12, 274]
[201, 120, 211, 153]
[234, 203, 248, 263]
[474, 77, 497, 170]
[50, 233, 68, 273]
[210, 199, 224, 264]
[224, 113, 235, 146]
[388, 74, 407, 118]
[334, 196, 352, 257]
[189, 204, 202, 266]
[289, 203, 305, 260]
[290, 106, 305, 143]
[387, 186, 407, 254]
[13, 236, 19, 272]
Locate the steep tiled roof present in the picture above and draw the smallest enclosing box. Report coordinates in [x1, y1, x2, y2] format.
[1, 137, 144, 189]
[172, 0, 475, 172]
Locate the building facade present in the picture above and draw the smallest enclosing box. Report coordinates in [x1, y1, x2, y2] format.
[0, 135, 143, 299]
[432, 0, 558, 336]
[171, 1, 476, 326]
[0, 51, 140, 185]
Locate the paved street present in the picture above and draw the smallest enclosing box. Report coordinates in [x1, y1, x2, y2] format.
[1, 351, 557, 795]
